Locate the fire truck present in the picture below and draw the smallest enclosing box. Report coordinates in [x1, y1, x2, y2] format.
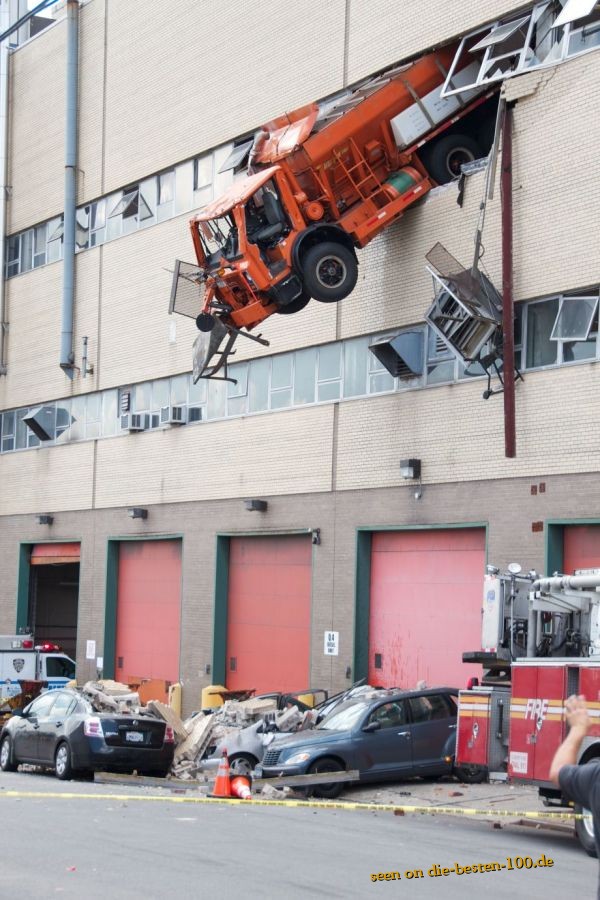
[170, 43, 498, 379]
[457, 565, 600, 855]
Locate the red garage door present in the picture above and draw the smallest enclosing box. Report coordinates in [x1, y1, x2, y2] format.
[115, 540, 182, 683]
[368, 529, 485, 689]
[227, 535, 312, 693]
[564, 526, 600, 572]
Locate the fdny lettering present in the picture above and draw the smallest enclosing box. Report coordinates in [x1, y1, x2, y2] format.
[525, 698, 549, 723]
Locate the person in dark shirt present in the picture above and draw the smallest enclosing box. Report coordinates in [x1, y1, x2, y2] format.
[550, 694, 600, 896]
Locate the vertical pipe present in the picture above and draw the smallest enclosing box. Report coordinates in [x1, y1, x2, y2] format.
[501, 103, 516, 458]
[0, 0, 10, 375]
[59, 0, 78, 375]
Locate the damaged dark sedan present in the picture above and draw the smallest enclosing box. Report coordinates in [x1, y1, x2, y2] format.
[0, 688, 174, 779]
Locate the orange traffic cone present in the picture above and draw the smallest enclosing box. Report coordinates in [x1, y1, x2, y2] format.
[209, 749, 232, 798]
[230, 775, 252, 800]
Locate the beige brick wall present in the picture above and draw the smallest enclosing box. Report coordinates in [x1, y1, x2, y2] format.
[346, 0, 528, 83]
[0, 439, 93, 516]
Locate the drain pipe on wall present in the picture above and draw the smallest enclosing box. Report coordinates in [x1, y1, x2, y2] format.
[501, 102, 516, 459]
[59, 0, 79, 377]
[0, 1, 10, 376]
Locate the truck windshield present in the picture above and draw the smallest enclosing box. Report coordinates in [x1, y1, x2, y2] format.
[45, 656, 76, 679]
[198, 214, 238, 263]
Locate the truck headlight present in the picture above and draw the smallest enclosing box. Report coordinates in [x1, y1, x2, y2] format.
[284, 751, 311, 765]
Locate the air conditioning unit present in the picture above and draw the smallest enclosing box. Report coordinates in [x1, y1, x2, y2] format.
[121, 413, 148, 432]
[160, 405, 187, 426]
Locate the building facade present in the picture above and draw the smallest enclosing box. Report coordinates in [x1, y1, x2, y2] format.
[1, 0, 599, 712]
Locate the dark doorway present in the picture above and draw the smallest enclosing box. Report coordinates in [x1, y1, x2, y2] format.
[28, 562, 80, 659]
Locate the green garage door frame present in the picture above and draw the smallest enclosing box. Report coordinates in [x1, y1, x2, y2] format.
[16, 539, 81, 633]
[103, 534, 183, 679]
[546, 518, 600, 575]
[212, 529, 316, 685]
[353, 522, 488, 682]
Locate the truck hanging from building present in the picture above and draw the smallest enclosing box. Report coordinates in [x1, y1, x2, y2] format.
[170, 43, 498, 378]
[0, 634, 76, 701]
[456, 565, 600, 855]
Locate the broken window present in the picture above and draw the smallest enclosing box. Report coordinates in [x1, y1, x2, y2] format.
[108, 186, 153, 234]
[550, 294, 599, 341]
[441, 2, 572, 97]
[426, 326, 456, 384]
[218, 138, 254, 174]
[555, 0, 598, 26]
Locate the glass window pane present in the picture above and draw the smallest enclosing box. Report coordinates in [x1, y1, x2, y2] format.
[194, 155, 213, 189]
[293, 348, 316, 405]
[526, 299, 559, 368]
[34, 223, 46, 266]
[228, 362, 248, 397]
[170, 374, 188, 406]
[101, 390, 118, 437]
[270, 389, 292, 409]
[105, 194, 123, 240]
[6, 234, 19, 276]
[427, 360, 455, 384]
[134, 382, 151, 410]
[55, 401, 72, 442]
[188, 375, 207, 405]
[69, 396, 86, 440]
[175, 160, 194, 215]
[551, 296, 598, 341]
[318, 343, 342, 381]
[159, 171, 174, 205]
[227, 394, 247, 415]
[85, 394, 101, 439]
[369, 371, 394, 393]
[563, 338, 597, 362]
[15, 409, 28, 449]
[318, 381, 341, 401]
[152, 379, 170, 409]
[207, 379, 226, 418]
[271, 354, 292, 390]
[343, 336, 369, 397]
[47, 218, 63, 262]
[248, 357, 269, 412]
[20, 230, 33, 272]
[76, 207, 90, 250]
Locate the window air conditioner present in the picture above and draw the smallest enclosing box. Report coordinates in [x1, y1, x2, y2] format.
[160, 405, 187, 425]
[121, 413, 148, 432]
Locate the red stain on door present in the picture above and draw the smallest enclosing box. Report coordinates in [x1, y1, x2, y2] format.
[368, 529, 485, 689]
[227, 536, 312, 693]
[115, 540, 182, 683]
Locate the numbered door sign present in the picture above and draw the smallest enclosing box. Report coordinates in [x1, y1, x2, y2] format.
[324, 631, 339, 656]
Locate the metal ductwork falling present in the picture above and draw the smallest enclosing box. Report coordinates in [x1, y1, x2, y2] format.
[369, 329, 424, 378]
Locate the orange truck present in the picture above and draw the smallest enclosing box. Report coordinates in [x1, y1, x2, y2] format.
[173, 44, 497, 376]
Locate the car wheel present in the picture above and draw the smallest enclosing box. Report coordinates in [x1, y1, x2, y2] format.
[301, 242, 358, 303]
[421, 133, 481, 184]
[229, 753, 258, 778]
[454, 764, 488, 784]
[55, 742, 73, 781]
[575, 802, 597, 857]
[0, 736, 17, 772]
[308, 757, 345, 799]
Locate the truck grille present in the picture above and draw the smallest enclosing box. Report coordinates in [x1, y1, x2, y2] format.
[262, 749, 282, 767]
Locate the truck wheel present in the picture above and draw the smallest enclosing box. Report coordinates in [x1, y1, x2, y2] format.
[229, 753, 258, 777]
[421, 134, 481, 184]
[308, 756, 345, 799]
[276, 290, 310, 315]
[575, 802, 597, 857]
[0, 736, 17, 772]
[454, 764, 488, 784]
[55, 741, 73, 781]
[301, 242, 358, 303]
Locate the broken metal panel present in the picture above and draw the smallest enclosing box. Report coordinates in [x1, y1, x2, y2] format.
[555, 0, 598, 27]
[368, 329, 424, 378]
[192, 321, 237, 383]
[169, 259, 205, 318]
[470, 16, 531, 51]
[23, 405, 56, 441]
[217, 139, 254, 174]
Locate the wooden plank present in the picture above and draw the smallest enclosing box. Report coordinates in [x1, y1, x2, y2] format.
[254, 769, 359, 788]
[94, 771, 203, 790]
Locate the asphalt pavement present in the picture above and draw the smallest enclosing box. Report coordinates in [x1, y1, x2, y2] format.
[0, 769, 596, 899]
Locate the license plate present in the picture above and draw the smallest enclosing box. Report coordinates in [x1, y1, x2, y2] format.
[254, 765, 263, 778]
[125, 731, 144, 743]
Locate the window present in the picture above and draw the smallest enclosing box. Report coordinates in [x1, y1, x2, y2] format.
[1, 410, 14, 451]
[6, 234, 19, 277]
[368, 349, 395, 394]
[49, 691, 77, 716]
[55, 401, 72, 442]
[551, 295, 599, 341]
[33, 223, 47, 267]
[272, 353, 293, 408]
[408, 694, 455, 723]
[217, 138, 253, 174]
[193, 154, 214, 206]
[47, 216, 64, 262]
[76, 207, 90, 250]
[368, 701, 407, 729]
[426, 328, 456, 385]
[109, 186, 153, 235]
[317, 344, 342, 401]
[343, 336, 369, 398]
[20, 229, 33, 273]
[526, 297, 559, 368]
[90, 199, 107, 246]
[227, 363, 248, 415]
[248, 357, 269, 412]
[26, 692, 57, 717]
[157, 171, 174, 222]
[45, 658, 76, 679]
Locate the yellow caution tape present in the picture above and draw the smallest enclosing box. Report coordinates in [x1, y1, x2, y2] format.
[0, 790, 587, 819]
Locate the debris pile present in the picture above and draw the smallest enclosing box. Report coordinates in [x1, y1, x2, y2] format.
[81, 680, 144, 714]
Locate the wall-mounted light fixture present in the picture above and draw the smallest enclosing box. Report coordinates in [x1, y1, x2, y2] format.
[127, 507, 148, 519]
[312, 528, 321, 545]
[400, 458, 422, 500]
[36, 514, 54, 525]
[244, 499, 267, 512]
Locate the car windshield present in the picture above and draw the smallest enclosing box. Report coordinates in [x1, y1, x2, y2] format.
[317, 700, 368, 731]
[198, 214, 238, 262]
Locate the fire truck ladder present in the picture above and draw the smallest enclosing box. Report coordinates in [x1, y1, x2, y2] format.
[332, 138, 389, 209]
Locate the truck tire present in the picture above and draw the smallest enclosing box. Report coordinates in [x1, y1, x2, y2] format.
[421, 134, 481, 184]
[301, 242, 358, 303]
[575, 801, 597, 857]
[454, 763, 488, 784]
[276, 290, 310, 315]
[55, 741, 73, 780]
[0, 736, 17, 772]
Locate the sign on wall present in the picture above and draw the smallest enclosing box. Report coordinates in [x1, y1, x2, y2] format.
[324, 631, 339, 656]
